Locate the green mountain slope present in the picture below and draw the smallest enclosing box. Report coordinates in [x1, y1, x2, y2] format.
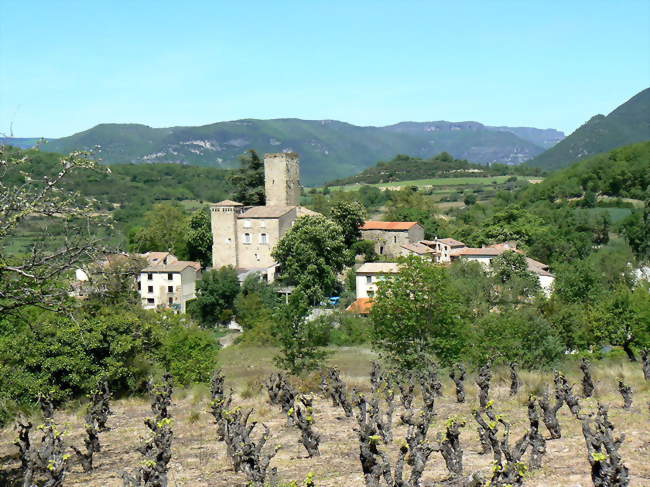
[528, 88, 650, 170]
[519, 141, 650, 202]
[42, 119, 558, 186]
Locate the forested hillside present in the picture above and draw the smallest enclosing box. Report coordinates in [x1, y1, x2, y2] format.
[327, 152, 545, 186]
[40, 119, 558, 185]
[528, 87, 650, 170]
[519, 141, 650, 203]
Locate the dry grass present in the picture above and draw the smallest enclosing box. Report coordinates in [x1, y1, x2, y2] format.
[1, 347, 649, 486]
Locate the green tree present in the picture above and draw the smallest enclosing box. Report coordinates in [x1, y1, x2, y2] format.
[129, 202, 190, 259]
[370, 257, 468, 370]
[553, 259, 603, 304]
[468, 308, 564, 368]
[158, 324, 219, 384]
[273, 291, 329, 376]
[329, 200, 367, 247]
[491, 250, 540, 301]
[620, 199, 650, 260]
[384, 189, 446, 239]
[189, 267, 240, 327]
[590, 284, 650, 361]
[187, 208, 213, 268]
[231, 149, 265, 205]
[463, 192, 477, 206]
[272, 215, 348, 303]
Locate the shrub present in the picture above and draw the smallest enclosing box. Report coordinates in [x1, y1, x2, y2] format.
[468, 308, 564, 368]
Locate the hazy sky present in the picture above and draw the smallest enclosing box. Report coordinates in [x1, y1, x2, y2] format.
[1, 1, 648, 138]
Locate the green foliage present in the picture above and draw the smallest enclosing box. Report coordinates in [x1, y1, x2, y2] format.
[234, 273, 282, 345]
[620, 198, 650, 260]
[158, 324, 219, 384]
[523, 140, 650, 201]
[187, 208, 213, 268]
[231, 149, 265, 205]
[491, 250, 540, 299]
[383, 189, 447, 239]
[370, 257, 468, 370]
[329, 152, 544, 186]
[128, 202, 191, 258]
[0, 304, 218, 425]
[272, 215, 349, 303]
[189, 267, 240, 327]
[329, 200, 367, 246]
[468, 308, 564, 368]
[351, 240, 378, 262]
[589, 284, 650, 360]
[273, 291, 329, 376]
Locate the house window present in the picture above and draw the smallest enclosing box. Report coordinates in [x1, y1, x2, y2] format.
[137, 282, 141, 291]
[168, 297, 173, 305]
[167, 273, 173, 280]
[367, 290, 375, 298]
[147, 273, 153, 280]
[243, 232, 252, 244]
[167, 286, 173, 293]
[393, 235, 397, 244]
[243, 220, 252, 228]
[148, 286, 153, 293]
[260, 233, 268, 244]
[366, 275, 372, 284]
[147, 298, 154, 304]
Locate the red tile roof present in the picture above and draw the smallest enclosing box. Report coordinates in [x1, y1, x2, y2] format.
[360, 221, 419, 231]
[346, 298, 374, 314]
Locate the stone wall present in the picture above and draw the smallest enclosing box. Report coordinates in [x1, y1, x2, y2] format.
[264, 153, 300, 207]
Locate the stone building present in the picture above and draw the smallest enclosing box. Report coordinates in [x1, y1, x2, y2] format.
[359, 221, 425, 258]
[138, 258, 201, 313]
[211, 152, 317, 281]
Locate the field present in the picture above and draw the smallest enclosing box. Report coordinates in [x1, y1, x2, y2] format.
[1, 345, 648, 487]
[318, 175, 522, 192]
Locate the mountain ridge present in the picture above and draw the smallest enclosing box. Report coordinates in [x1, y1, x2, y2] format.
[29, 118, 563, 185]
[528, 87, 650, 170]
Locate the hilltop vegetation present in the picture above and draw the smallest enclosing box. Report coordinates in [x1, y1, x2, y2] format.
[39, 119, 559, 185]
[529, 87, 650, 170]
[327, 152, 545, 186]
[519, 141, 650, 203]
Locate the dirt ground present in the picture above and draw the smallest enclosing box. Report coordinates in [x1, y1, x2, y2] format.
[1, 349, 649, 486]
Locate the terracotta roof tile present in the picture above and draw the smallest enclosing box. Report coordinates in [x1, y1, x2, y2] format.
[346, 298, 374, 314]
[360, 221, 419, 231]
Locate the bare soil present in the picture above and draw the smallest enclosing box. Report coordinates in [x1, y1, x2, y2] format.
[1, 348, 649, 486]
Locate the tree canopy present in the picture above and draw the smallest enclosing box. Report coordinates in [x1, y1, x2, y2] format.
[272, 215, 348, 303]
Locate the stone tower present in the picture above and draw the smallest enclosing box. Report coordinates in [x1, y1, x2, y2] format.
[210, 200, 243, 269]
[264, 153, 300, 207]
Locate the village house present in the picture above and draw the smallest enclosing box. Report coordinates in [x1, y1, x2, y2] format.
[138, 256, 201, 313]
[210, 152, 318, 282]
[420, 237, 467, 263]
[72, 251, 202, 313]
[359, 221, 424, 258]
[447, 242, 555, 295]
[346, 262, 400, 314]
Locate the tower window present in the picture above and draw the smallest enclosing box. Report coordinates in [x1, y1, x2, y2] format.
[243, 233, 251, 244]
[260, 233, 268, 244]
[167, 286, 173, 293]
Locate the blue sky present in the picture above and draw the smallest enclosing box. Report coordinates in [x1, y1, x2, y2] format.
[1, 1, 648, 138]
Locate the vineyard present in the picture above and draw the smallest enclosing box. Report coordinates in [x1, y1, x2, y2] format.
[0, 349, 648, 487]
